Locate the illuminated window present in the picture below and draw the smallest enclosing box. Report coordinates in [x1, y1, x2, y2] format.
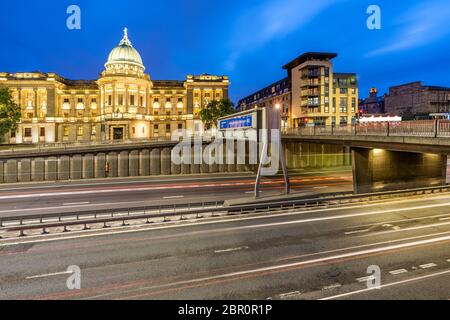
[24, 128, 32, 137]
[63, 127, 69, 137]
[91, 126, 97, 136]
[77, 126, 84, 136]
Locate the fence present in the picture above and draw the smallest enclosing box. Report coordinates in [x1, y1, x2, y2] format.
[284, 120, 450, 138]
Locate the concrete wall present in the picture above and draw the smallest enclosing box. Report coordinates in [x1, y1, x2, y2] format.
[352, 148, 447, 194]
[0, 141, 350, 184]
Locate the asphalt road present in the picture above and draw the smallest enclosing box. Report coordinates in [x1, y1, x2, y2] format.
[0, 190, 449, 300]
[0, 168, 353, 217]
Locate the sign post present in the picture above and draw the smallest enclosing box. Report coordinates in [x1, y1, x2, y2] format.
[218, 106, 290, 199]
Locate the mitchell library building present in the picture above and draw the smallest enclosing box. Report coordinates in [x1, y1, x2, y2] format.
[0, 28, 230, 144]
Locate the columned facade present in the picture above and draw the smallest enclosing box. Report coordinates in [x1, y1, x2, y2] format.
[0, 28, 230, 144]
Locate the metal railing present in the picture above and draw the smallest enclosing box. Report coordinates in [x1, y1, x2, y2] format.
[2, 185, 450, 239]
[284, 120, 450, 138]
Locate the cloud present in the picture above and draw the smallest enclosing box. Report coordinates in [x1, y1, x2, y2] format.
[225, 0, 341, 70]
[366, 0, 450, 57]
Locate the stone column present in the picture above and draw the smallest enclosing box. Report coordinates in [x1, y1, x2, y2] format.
[45, 157, 58, 181]
[83, 154, 95, 179]
[5, 160, 18, 183]
[18, 159, 31, 182]
[139, 149, 150, 176]
[150, 148, 161, 175]
[95, 153, 107, 178]
[161, 148, 171, 175]
[129, 150, 139, 177]
[59, 156, 70, 180]
[32, 158, 45, 182]
[107, 152, 118, 178]
[118, 151, 129, 177]
[70, 155, 83, 180]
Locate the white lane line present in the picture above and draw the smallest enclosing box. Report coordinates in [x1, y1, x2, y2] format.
[163, 196, 184, 199]
[63, 202, 90, 206]
[356, 276, 376, 283]
[313, 186, 329, 189]
[26, 270, 73, 280]
[323, 283, 342, 290]
[321, 269, 450, 300]
[344, 229, 370, 235]
[214, 246, 249, 254]
[86, 235, 450, 300]
[389, 269, 408, 275]
[279, 291, 302, 299]
[439, 217, 450, 221]
[419, 263, 437, 269]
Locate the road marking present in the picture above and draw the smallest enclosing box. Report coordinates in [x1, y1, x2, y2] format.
[26, 270, 73, 280]
[439, 217, 450, 221]
[344, 229, 370, 235]
[279, 291, 302, 299]
[389, 269, 408, 275]
[419, 263, 437, 269]
[63, 202, 90, 206]
[163, 196, 185, 199]
[86, 235, 450, 300]
[321, 269, 450, 300]
[313, 186, 329, 189]
[214, 246, 249, 254]
[323, 283, 342, 290]
[356, 276, 376, 283]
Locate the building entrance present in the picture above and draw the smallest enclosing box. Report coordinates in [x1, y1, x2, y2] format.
[113, 127, 124, 140]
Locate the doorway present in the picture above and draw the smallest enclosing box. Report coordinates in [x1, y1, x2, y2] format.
[113, 127, 124, 140]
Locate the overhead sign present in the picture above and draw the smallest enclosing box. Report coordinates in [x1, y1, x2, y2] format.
[219, 114, 254, 130]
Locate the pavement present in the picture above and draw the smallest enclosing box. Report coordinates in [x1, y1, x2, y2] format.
[0, 188, 449, 300]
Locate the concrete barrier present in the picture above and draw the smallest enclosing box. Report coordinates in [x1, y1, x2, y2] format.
[0, 140, 350, 184]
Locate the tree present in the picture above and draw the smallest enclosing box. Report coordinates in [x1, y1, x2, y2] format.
[199, 98, 236, 130]
[0, 88, 21, 143]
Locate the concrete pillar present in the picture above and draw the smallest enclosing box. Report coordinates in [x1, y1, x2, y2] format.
[200, 145, 209, 174]
[95, 153, 107, 178]
[83, 154, 95, 179]
[59, 156, 70, 181]
[18, 159, 31, 182]
[32, 158, 45, 182]
[226, 140, 237, 173]
[191, 145, 201, 174]
[352, 148, 447, 194]
[70, 155, 82, 180]
[107, 152, 118, 178]
[161, 148, 171, 175]
[45, 157, 58, 181]
[5, 160, 18, 183]
[150, 149, 161, 176]
[118, 151, 129, 177]
[129, 150, 139, 177]
[139, 150, 150, 176]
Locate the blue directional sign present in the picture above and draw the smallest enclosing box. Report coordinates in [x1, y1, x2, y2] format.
[219, 114, 253, 130]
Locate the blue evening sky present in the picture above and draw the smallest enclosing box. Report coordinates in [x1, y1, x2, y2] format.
[0, 0, 449, 103]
